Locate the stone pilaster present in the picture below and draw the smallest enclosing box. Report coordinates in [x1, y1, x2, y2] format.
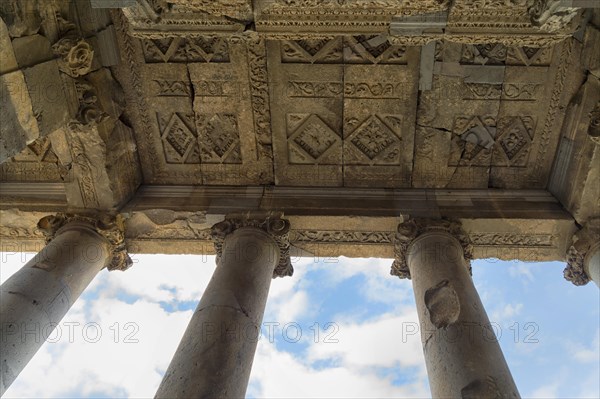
[0, 213, 127, 395]
[564, 219, 600, 286]
[391, 218, 520, 398]
[155, 215, 291, 398]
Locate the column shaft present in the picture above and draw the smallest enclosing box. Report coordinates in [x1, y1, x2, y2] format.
[407, 232, 520, 398]
[155, 227, 279, 398]
[585, 246, 600, 288]
[0, 222, 110, 395]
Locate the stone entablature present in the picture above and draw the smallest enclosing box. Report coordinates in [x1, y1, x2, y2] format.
[120, 0, 584, 47]
[0, 186, 576, 264]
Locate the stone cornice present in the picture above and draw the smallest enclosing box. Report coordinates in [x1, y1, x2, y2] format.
[37, 213, 133, 272]
[210, 215, 293, 278]
[564, 219, 600, 285]
[391, 218, 473, 279]
[115, 0, 582, 44]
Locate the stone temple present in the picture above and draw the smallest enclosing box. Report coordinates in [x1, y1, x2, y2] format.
[1, 0, 599, 397]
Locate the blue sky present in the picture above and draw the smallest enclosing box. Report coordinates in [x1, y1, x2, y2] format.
[1, 253, 598, 398]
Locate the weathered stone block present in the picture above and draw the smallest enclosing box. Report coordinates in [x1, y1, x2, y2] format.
[0, 18, 17, 74]
[0, 0, 41, 38]
[21, 59, 71, 137]
[11, 34, 53, 69]
[0, 70, 39, 163]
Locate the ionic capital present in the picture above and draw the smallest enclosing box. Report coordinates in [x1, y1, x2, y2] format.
[391, 218, 473, 279]
[37, 213, 132, 271]
[564, 219, 600, 285]
[210, 215, 293, 278]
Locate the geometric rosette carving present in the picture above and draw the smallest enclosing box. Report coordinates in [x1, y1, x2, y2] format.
[346, 115, 401, 164]
[158, 113, 199, 164]
[196, 114, 242, 164]
[288, 114, 340, 164]
[492, 116, 536, 167]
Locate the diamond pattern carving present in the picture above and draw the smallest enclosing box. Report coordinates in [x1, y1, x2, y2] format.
[158, 113, 198, 164]
[347, 115, 400, 162]
[196, 114, 242, 164]
[288, 114, 340, 163]
[344, 35, 407, 64]
[506, 46, 552, 66]
[142, 37, 229, 63]
[296, 39, 331, 56]
[281, 38, 343, 63]
[449, 116, 497, 167]
[461, 43, 507, 65]
[492, 116, 535, 167]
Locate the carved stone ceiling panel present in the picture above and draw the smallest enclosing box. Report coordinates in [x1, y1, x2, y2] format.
[267, 36, 418, 187]
[412, 41, 570, 189]
[120, 34, 273, 185]
[115, 20, 575, 189]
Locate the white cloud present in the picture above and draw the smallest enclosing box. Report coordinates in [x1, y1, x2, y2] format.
[569, 329, 600, 364]
[311, 257, 414, 307]
[306, 308, 424, 370]
[508, 263, 535, 283]
[529, 382, 560, 398]
[105, 254, 217, 303]
[491, 303, 524, 325]
[4, 287, 194, 398]
[249, 340, 429, 398]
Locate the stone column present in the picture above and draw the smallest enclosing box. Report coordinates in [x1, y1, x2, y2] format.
[155, 216, 293, 399]
[391, 219, 520, 398]
[0, 213, 131, 396]
[564, 220, 600, 287]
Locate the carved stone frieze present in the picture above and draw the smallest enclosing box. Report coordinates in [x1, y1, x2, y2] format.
[528, 0, 582, 33]
[391, 219, 474, 279]
[115, 0, 580, 44]
[211, 216, 293, 278]
[291, 230, 394, 243]
[564, 220, 600, 286]
[0, 135, 71, 183]
[122, 0, 247, 38]
[124, 209, 211, 240]
[36, 213, 132, 271]
[470, 232, 556, 247]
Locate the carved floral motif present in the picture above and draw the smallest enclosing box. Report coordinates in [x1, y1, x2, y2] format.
[564, 221, 600, 286]
[37, 213, 132, 272]
[391, 219, 473, 279]
[588, 101, 600, 145]
[211, 217, 293, 278]
[52, 37, 95, 78]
